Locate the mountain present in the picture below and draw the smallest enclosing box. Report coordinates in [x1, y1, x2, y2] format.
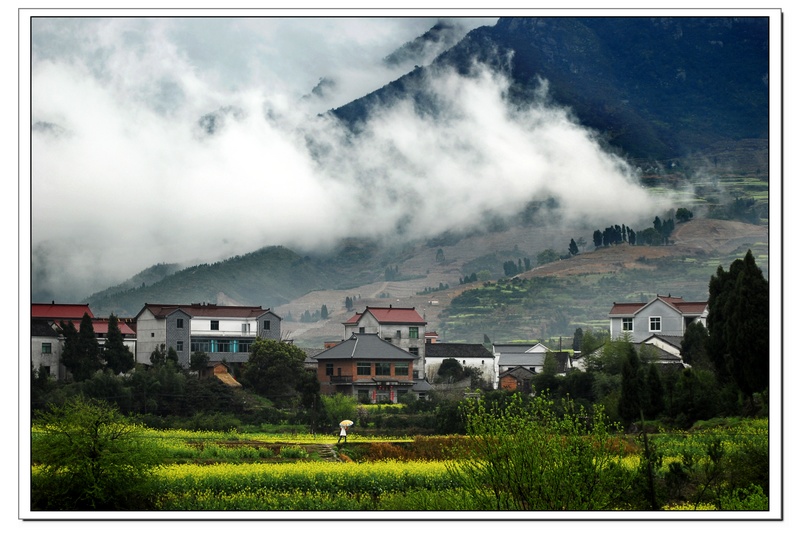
[332, 17, 769, 161]
[81, 16, 771, 344]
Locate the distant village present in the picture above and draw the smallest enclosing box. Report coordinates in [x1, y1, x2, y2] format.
[32, 294, 708, 403]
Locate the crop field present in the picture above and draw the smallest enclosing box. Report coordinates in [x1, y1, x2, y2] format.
[31, 418, 768, 512]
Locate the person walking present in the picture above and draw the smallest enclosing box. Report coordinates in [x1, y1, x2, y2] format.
[337, 425, 347, 444]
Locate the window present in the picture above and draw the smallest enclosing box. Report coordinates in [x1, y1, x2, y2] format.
[177, 318, 184, 328]
[218, 340, 231, 352]
[408, 347, 419, 356]
[359, 327, 365, 333]
[242, 323, 250, 334]
[176, 341, 183, 351]
[41, 342, 52, 354]
[384, 337, 392, 343]
[263, 320, 271, 331]
[375, 362, 391, 375]
[622, 317, 633, 331]
[409, 327, 419, 339]
[649, 316, 661, 332]
[357, 362, 371, 375]
[239, 340, 251, 353]
[325, 363, 334, 376]
[210, 320, 219, 330]
[394, 362, 409, 376]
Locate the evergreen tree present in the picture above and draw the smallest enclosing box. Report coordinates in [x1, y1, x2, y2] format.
[569, 238, 579, 256]
[593, 229, 603, 248]
[60, 313, 102, 381]
[707, 250, 769, 401]
[681, 322, 711, 369]
[644, 363, 665, 418]
[321, 304, 329, 319]
[618, 343, 643, 424]
[103, 314, 135, 375]
[572, 327, 584, 352]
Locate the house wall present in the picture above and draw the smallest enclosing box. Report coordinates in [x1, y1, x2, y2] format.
[316, 359, 414, 402]
[31, 335, 63, 379]
[257, 312, 281, 340]
[136, 309, 166, 364]
[611, 301, 693, 342]
[345, 314, 426, 378]
[167, 310, 192, 366]
[425, 357, 495, 386]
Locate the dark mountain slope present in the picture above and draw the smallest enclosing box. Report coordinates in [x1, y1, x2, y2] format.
[332, 17, 769, 160]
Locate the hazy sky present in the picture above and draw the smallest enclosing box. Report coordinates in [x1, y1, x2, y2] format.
[28, 14, 677, 301]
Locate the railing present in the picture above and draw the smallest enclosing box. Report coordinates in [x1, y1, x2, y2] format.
[329, 375, 353, 383]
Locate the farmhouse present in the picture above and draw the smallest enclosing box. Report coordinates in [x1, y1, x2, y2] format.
[31, 303, 137, 379]
[343, 305, 427, 380]
[134, 303, 281, 368]
[314, 333, 418, 403]
[609, 294, 708, 343]
[424, 341, 496, 388]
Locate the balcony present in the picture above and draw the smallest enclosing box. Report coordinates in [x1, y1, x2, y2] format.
[329, 375, 353, 384]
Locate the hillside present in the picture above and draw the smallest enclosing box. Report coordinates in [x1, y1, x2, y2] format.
[276, 218, 769, 347]
[333, 17, 769, 161]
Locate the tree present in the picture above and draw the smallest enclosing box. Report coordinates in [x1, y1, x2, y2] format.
[707, 250, 769, 402]
[149, 344, 167, 367]
[676, 207, 694, 223]
[320, 304, 329, 319]
[31, 397, 161, 510]
[190, 350, 210, 372]
[103, 314, 134, 375]
[593, 229, 603, 248]
[345, 296, 354, 311]
[320, 393, 357, 428]
[452, 393, 634, 510]
[436, 358, 465, 383]
[572, 327, 584, 352]
[241, 338, 307, 405]
[569, 238, 579, 256]
[618, 342, 644, 424]
[681, 322, 711, 369]
[60, 313, 102, 381]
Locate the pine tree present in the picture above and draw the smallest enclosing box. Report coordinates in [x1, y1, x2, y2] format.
[707, 250, 769, 401]
[103, 314, 135, 375]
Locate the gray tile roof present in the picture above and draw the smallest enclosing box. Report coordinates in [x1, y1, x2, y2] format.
[312, 333, 415, 361]
[498, 353, 546, 367]
[424, 342, 493, 358]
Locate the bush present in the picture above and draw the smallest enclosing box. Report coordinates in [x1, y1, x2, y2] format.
[451, 393, 635, 510]
[31, 397, 162, 510]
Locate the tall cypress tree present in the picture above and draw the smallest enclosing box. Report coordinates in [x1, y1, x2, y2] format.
[104, 314, 135, 375]
[707, 250, 769, 401]
[61, 313, 102, 381]
[618, 342, 643, 424]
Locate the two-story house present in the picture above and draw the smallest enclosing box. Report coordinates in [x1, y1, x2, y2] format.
[314, 333, 417, 403]
[31, 303, 138, 379]
[31, 302, 95, 379]
[134, 303, 281, 368]
[343, 305, 427, 380]
[609, 294, 708, 343]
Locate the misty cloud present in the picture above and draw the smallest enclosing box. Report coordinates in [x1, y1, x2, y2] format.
[30, 17, 673, 301]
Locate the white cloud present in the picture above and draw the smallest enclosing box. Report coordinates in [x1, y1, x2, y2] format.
[30, 16, 670, 301]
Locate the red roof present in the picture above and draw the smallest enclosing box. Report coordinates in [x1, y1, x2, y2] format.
[62, 319, 136, 336]
[344, 306, 426, 325]
[610, 296, 707, 316]
[139, 303, 273, 319]
[31, 303, 93, 320]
